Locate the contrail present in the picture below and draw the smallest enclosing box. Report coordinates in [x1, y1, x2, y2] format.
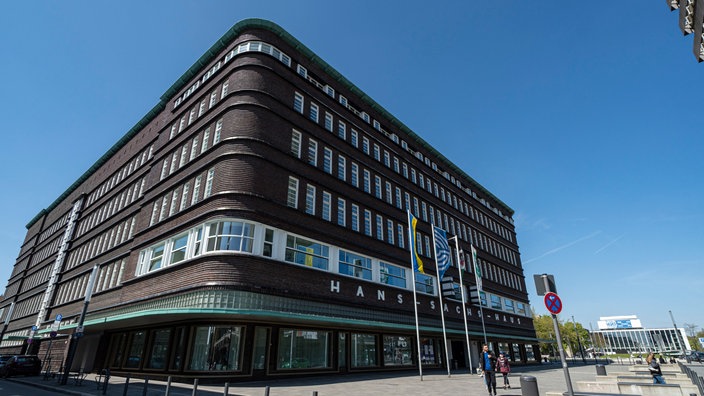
[523, 231, 601, 264]
[594, 234, 625, 255]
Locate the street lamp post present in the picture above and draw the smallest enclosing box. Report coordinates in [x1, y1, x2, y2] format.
[571, 316, 586, 364]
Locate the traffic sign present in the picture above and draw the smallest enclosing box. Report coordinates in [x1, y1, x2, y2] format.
[544, 292, 563, 314]
[55, 314, 62, 322]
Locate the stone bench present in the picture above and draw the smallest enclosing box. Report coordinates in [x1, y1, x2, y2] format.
[575, 380, 697, 396]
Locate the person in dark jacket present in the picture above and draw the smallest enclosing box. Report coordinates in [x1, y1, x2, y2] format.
[647, 352, 666, 384]
[495, 352, 511, 389]
[481, 344, 497, 396]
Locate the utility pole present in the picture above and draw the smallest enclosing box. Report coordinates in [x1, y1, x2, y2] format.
[571, 316, 586, 363]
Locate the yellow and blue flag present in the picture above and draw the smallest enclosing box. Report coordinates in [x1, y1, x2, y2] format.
[407, 211, 424, 274]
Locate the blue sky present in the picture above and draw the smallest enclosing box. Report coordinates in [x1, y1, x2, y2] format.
[1, 2, 702, 331]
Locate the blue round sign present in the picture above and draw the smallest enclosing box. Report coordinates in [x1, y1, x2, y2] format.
[544, 292, 563, 314]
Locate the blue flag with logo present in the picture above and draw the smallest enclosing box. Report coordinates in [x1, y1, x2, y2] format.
[432, 226, 451, 279]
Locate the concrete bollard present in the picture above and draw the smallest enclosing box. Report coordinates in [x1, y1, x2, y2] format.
[520, 375, 539, 396]
[596, 364, 607, 376]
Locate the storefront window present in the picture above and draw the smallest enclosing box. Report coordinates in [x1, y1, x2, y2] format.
[383, 335, 412, 366]
[125, 331, 146, 368]
[512, 343, 521, 362]
[109, 333, 127, 368]
[497, 342, 510, 359]
[351, 333, 377, 367]
[285, 236, 329, 270]
[189, 325, 243, 371]
[526, 344, 536, 361]
[277, 329, 331, 370]
[420, 337, 438, 365]
[147, 329, 171, 369]
[170, 327, 187, 371]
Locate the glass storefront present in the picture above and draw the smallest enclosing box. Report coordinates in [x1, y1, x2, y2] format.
[383, 335, 412, 366]
[277, 329, 331, 369]
[189, 325, 242, 371]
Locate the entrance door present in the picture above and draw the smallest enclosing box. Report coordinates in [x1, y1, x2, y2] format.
[451, 340, 467, 369]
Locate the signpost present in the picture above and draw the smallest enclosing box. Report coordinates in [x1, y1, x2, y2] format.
[535, 274, 574, 396]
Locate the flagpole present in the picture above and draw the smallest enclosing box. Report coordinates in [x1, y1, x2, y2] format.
[471, 245, 488, 346]
[450, 236, 473, 374]
[432, 226, 451, 378]
[407, 211, 424, 381]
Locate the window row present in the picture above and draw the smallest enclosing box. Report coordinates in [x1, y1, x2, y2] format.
[76, 177, 145, 238]
[149, 168, 215, 227]
[38, 211, 71, 244]
[9, 294, 42, 322]
[28, 235, 62, 267]
[288, 176, 524, 295]
[291, 92, 515, 246]
[106, 324, 443, 374]
[289, 131, 518, 267]
[135, 217, 529, 317]
[169, 78, 228, 142]
[173, 40, 291, 110]
[161, 119, 221, 181]
[292, 76, 514, 228]
[66, 216, 137, 270]
[87, 145, 153, 207]
[20, 265, 52, 292]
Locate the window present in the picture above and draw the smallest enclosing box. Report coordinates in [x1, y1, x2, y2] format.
[323, 148, 332, 174]
[201, 127, 210, 153]
[364, 210, 372, 236]
[220, 79, 229, 99]
[351, 163, 359, 187]
[203, 168, 215, 198]
[363, 170, 371, 193]
[189, 326, 242, 371]
[386, 219, 394, 244]
[351, 204, 359, 232]
[504, 298, 515, 313]
[351, 129, 358, 147]
[206, 221, 255, 253]
[385, 182, 392, 204]
[351, 333, 377, 368]
[305, 185, 316, 215]
[375, 215, 384, 241]
[297, 64, 307, 78]
[294, 92, 304, 113]
[308, 139, 318, 167]
[213, 119, 223, 144]
[322, 192, 331, 221]
[291, 130, 302, 158]
[170, 233, 188, 264]
[384, 335, 412, 366]
[414, 272, 435, 295]
[324, 112, 333, 131]
[337, 121, 346, 140]
[374, 176, 382, 199]
[309, 103, 319, 123]
[148, 243, 165, 272]
[397, 225, 405, 248]
[209, 91, 218, 108]
[373, 144, 380, 161]
[287, 177, 299, 208]
[285, 235, 329, 270]
[337, 198, 346, 227]
[337, 155, 346, 181]
[338, 250, 372, 280]
[263, 228, 274, 257]
[379, 262, 406, 288]
[277, 329, 331, 370]
[362, 137, 370, 155]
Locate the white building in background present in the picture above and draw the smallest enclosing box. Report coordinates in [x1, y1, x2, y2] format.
[592, 315, 691, 355]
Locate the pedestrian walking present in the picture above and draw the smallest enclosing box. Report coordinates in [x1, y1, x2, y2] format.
[496, 352, 511, 389]
[481, 344, 497, 396]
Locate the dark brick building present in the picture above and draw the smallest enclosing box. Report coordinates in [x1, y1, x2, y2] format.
[0, 19, 537, 381]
